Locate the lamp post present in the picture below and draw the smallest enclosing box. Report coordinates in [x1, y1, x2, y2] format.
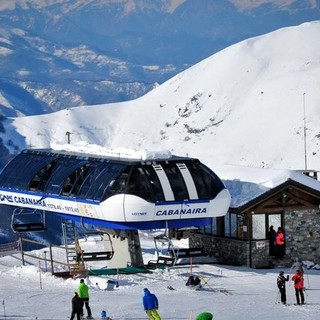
[302, 92, 307, 170]
[66, 131, 71, 144]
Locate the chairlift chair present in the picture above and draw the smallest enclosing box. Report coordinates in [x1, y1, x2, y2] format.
[77, 221, 115, 261]
[11, 207, 47, 233]
[148, 234, 177, 267]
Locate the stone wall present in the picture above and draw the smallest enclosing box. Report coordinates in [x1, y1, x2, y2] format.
[190, 232, 273, 268]
[285, 208, 320, 263]
[250, 240, 270, 268]
[189, 208, 320, 268]
[189, 233, 250, 266]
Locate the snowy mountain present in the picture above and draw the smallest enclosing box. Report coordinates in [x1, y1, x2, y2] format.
[0, 0, 319, 116]
[1, 21, 319, 172]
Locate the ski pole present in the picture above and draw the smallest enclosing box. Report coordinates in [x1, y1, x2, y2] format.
[289, 270, 293, 287]
[275, 291, 280, 304]
[306, 272, 310, 288]
[2, 299, 6, 319]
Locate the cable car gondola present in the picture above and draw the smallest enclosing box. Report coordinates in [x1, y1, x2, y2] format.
[0, 148, 231, 230]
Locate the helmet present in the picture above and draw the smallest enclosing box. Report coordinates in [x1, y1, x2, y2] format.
[101, 310, 107, 317]
[279, 271, 284, 275]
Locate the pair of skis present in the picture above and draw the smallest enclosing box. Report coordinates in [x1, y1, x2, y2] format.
[276, 301, 307, 306]
[167, 285, 231, 295]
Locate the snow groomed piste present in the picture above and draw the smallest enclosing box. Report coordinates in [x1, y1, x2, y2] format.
[0, 148, 231, 230]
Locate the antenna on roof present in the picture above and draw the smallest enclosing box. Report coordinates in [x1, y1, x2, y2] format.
[302, 92, 308, 170]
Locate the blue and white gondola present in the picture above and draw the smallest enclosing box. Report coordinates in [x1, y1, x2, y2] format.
[0, 148, 231, 231]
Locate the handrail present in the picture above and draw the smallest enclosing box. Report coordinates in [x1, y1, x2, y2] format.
[0, 240, 20, 256]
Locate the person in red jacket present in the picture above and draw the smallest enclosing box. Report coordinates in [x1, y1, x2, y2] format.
[275, 227, 285, 259]
[292, 270, 305, 305]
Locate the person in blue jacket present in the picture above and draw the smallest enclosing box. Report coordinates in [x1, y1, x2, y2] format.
[142, 288, 161, 320]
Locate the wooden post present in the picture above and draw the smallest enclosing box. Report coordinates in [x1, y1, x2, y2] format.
[39, 261, 42, 289]
[116, 268, 120, 287]
[20, 238, 25, 266]
[49, 244, 54, 274]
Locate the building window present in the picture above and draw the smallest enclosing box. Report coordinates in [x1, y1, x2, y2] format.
[252, 214, 266, 240]
[230, 213, 238, 237]
[204, 219, 217, 235]
[224, 212, 238, 237]
[268, 214, 281, 232]
[202, 212, 282, 241]
[203, 213, 237, 238]
[252, 213, 282, 240]
[212, 218, 218, 235]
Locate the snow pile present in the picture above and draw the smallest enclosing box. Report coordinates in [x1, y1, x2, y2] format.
[303, 260, 320, 270]
[51, 142, 172, 160]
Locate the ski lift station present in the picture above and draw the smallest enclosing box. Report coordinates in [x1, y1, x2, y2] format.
[0, 148, 231, 273]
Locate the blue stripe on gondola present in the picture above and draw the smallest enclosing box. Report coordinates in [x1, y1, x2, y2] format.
[0, 188, 99, 205]
[0, 188, 211, 207]
[54, 212, 213, 230]
[155, 199, 210, 206]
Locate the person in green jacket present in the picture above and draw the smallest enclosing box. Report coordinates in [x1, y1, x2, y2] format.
[195, 312, 214, 320]
[78, 279, 93, 319]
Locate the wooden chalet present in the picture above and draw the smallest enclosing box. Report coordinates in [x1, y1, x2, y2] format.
[189, 168, 320, 268]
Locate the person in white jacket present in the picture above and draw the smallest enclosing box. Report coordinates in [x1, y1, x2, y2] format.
[291, 257, 304, 274]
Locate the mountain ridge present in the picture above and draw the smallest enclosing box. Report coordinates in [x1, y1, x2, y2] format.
[0, 0, 318, 118]
[1, 21, 320, 172]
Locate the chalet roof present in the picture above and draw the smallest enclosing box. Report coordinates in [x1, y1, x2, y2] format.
[219, 165, 320, 209]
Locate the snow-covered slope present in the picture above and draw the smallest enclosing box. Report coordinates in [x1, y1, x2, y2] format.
[0, 232, 320, 320]
[2, 21, 320, 172]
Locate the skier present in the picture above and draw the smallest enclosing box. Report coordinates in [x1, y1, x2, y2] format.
[78, 278, 93, 319]
[101, 310, 112, 320]
[291, 257, 304, 274]
[186, 275, 202, 289]
[70, 292, 82, 320]
[142, 288, 161, 320]
[195, 312, 214, 320]
[292, 270, 305, 305]
[277, 271, 289, 304]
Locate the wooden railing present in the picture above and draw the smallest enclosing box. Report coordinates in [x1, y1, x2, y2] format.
[0, 240, 20, 256]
